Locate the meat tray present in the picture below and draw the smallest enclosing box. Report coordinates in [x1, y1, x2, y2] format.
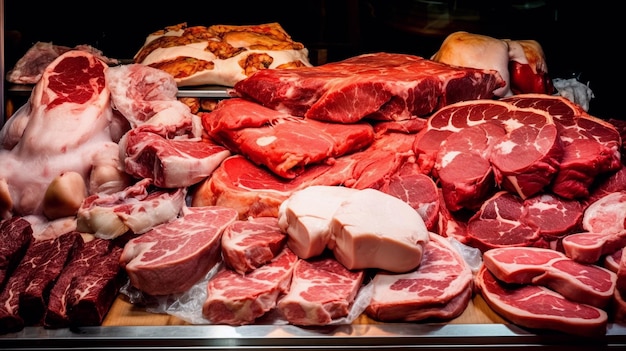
[1, 293, 625, 350]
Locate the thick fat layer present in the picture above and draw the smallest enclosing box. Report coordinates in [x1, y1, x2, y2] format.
[329, 188, 429, 273]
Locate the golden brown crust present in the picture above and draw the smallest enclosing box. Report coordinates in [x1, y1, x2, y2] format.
[147, 56, 215, 79]
[239, 52, 274, 76]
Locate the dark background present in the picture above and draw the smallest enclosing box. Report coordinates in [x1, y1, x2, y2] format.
[3, 0, 621, 120]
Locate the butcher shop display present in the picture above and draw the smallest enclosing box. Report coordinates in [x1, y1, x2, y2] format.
[2, 17, 626, 344]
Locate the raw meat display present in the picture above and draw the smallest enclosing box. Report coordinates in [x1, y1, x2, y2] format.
[6, 41, 119, 85]
[0, 50, 117, 219]
[201, 97, 375, 178]
[0, 231, 82, 333]
[366, 233, 473, 322]
[0, 217, 32, 290]
[277, 255, 364, 326]
[466, 191, 583, 252]
[476, 265, 608, 337]
[414, 99, 563, 210]
[76, 178, 186, 239]
[44, 236, 125, 328]
[221, 216, 287, 275]
[120, 206, 238, 296]
[234, 52, 505, 123]
[202, 247, 297, 325]
[3, 28, 626, 339]
[122, 128, 231, 188]
[483, 246, 616, 308]
[502, 94, 622, 199]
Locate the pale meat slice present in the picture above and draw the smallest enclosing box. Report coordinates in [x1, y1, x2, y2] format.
[329, 188, 429, 273]
[277, 185, 358, 259]
[76, 178, 186, 239]
[475, 265, 608, 337]
[482, 247, 617, 308]
[203, 247, 297, 325]
[277, 255, 364, 326]
[581, 191, 626, 234]
[120, 206, 238, 296]
[365, 233, 473, 322]
[221, 216, 287, 275]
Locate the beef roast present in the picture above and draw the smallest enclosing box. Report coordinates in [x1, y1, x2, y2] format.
[235, 52, 504, 123]
[120, 206, 238, 296]
[201, 98, 375, 179]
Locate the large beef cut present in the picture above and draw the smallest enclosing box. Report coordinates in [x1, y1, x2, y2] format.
[277, 255, 364, 326]
[476, 265, 608, 337]
[202, 247, 297, 325]
[0, 217, 32, 290]
[0, 50, 117, 218]
[413, 99, 562, 210]
[234, 52, 505, 123]
[201, 98, 375, 178]
[502, 94, 622, 199]
[44, 236, 124, 328]
[122, 128, 231, 188]
[120, 206, 238, 296]
[365, 233, 473, 322]
[0, 232, 82, 333]
[482, 246, 616, 309]
[191, 128, 421, 220]
[466, 191, 583, 252]
[221, 216, 287, 275]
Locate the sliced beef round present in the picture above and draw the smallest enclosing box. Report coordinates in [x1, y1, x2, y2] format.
[366, 233, 473, 322]
[483, 246, 616, 309]
[475, 265, 608, 337]
[414, 99, 562, 211]
[277, 255, 364, 326]
[562, 232, 626, 264]
[221, 216, 287, 275]
[502, 94, 622, 199]
[203, 247, 297, 325]
[235, 52, 504, 123]
[467, 191, 583, 252]
[120, 206, 238, 296]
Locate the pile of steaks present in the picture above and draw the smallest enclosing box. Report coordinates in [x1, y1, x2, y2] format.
[1, 50, 626, 337]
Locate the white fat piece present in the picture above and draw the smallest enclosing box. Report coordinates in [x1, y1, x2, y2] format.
[329, 188, 430, 273]
[278, 185, 359, 259]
